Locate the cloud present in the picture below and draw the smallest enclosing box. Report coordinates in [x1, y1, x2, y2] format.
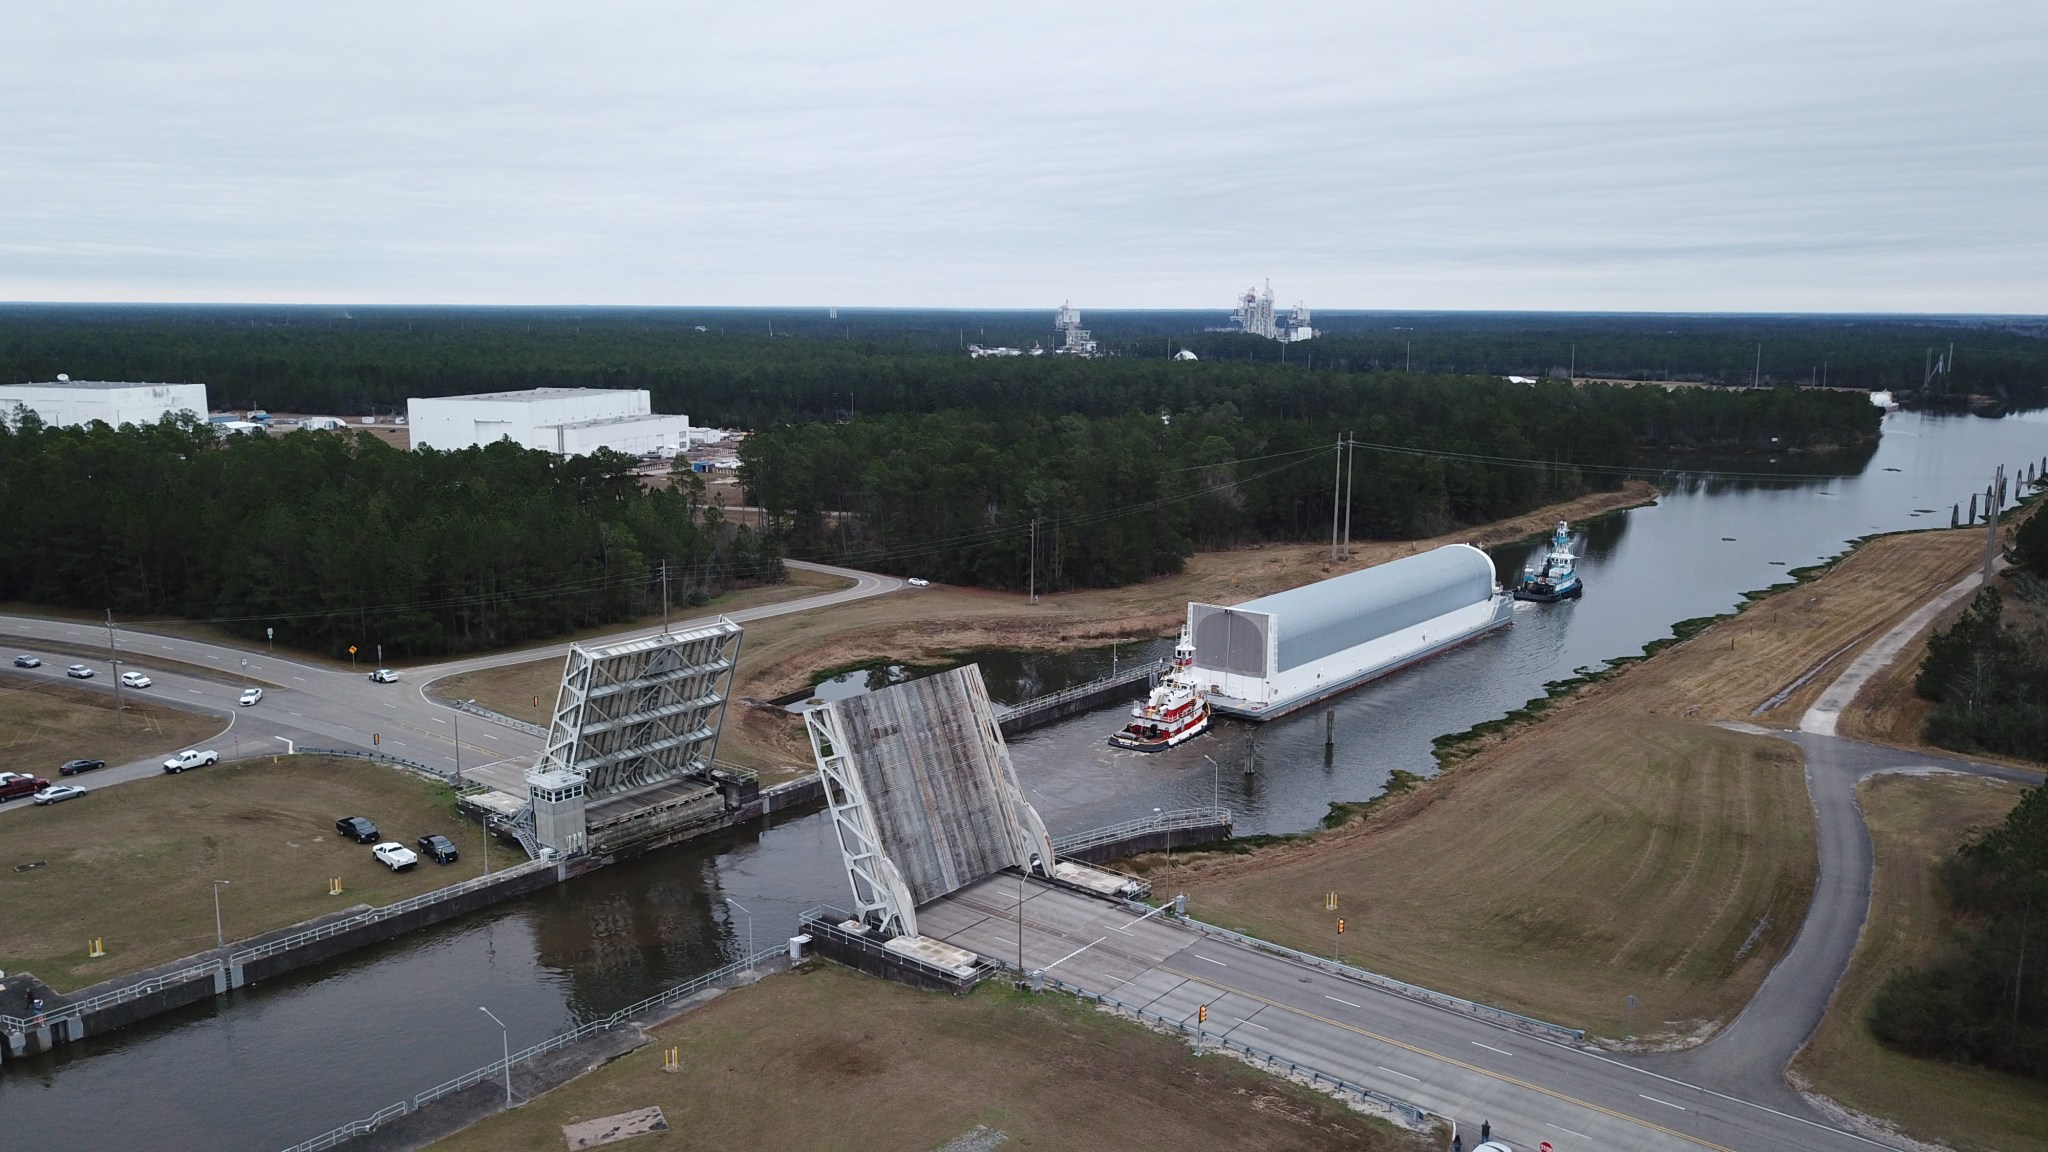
[1, 0, 2042, 310]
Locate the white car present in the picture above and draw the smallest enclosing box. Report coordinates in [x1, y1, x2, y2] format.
[65, 663, 94, 679]
[239, 687, 264, 706]
[162, 748, 219, 773]
[33, 784, 86, 805]
[119, 671, 152, 689]
[906, 577, 931, 588]
[371, 841, 419, 871]
[368, 668, 399, 683]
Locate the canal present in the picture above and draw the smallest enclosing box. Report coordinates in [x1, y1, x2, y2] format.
[3, 408, 2042, 1151]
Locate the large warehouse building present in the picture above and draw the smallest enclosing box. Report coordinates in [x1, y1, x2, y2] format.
[406, 388, 690, 457]
[1188, 543, 1512, 719]
[0, 379, 208, 429]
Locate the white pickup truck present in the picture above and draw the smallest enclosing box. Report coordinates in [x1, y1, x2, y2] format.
[162, 749, 220, 774]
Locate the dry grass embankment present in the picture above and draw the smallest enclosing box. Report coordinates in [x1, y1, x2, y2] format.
[1794, 772, 2044, 1152]
[0, 677, 226, 778]
[1170, 521, 2016, 1043]
[0, 756, 496, 991]
[426, 961, 1430, 1152]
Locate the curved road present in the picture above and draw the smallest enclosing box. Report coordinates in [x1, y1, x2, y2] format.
[0, 559, 899, 812]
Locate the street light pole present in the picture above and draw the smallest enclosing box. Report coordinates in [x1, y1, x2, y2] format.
[213, 880, 231, 949]
[453, 703, 463, 784]
[726, 897, 753, 959]
[479, 1006, 512, 1108]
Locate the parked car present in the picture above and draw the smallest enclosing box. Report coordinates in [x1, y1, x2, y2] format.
[33, 784, 86, 806]
[417, 833, 460, 864]
[59, 758, 107, 776]
[371, 842, 419, 871]
[161, 748, 219, 773]
[65, 663, 94, 679]
[13, 654, 40, 668]
[368, 668, 399, 683]
[119, 671, 152, 689]
[906, 577, 931, 587]
[0, 773, 51, 802]
[336, 815, 379, 843]
[239, 687, 264, 706]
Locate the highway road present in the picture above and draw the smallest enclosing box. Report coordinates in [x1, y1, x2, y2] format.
[0, 559, 899, 815]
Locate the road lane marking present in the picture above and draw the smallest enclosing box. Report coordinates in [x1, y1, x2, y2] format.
[1195, 955, 1228, 967]
[1640, 1093, 1686, 1111]
[479, 732, 499, 741]
[432, 717, 446, 724]
[1325, 995, 1361, 1008]
[293, 676, 306, 682]
[1472, 1041, 1512, 1056]
[1158, 964, 1735, 1152]
[1235, 1020, 1268, 1030]
[1550, 1123, 1591, 1140]
[1376, 1065, 1420, 1082]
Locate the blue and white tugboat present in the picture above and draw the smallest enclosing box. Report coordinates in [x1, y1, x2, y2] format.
[1513, 520, 1583, 602]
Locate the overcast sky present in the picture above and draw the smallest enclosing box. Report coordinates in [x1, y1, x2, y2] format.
[3, 2, 2043, 311]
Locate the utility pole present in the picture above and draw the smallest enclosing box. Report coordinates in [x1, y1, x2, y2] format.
[1754, 342, 1762, 388]
[106, 609, 123, 723]
[1984, 464, 2005, 585]
[1330, 434, 1343, 561]
[1028, 517, 1038, 605]
[1342, 433, 1355, 558]
[453, 701, 463, 785]
[660, 560, 670, 634]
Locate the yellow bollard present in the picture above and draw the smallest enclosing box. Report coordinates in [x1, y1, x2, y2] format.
[661, 1046, 682, 1073]
[329, 877, 343, 896]
[88, 938, 106, 958]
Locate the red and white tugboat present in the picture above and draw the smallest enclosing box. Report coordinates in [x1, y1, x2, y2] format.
[1108, 628, 1212, 752]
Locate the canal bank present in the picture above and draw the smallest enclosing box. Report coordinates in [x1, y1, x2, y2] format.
[3, 409, 2042, 1152]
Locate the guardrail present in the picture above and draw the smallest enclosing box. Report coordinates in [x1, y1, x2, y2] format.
[450, 698, 549, 738]
[997, 659, 1168, 720]
[1052, 806, 1231, 856]
[0, 958, 224, 1033]
[277, 945, 785, 1152]
[230, 858, 554, 969]
[1167, 909, 1585, 1044]
[1029, 969, 1430, 1127]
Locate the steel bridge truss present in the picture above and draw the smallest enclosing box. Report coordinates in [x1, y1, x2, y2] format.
[806, 665, 1056, 940]
[537, 621, 743, 798]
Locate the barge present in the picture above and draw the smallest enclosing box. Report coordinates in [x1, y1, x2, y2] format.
[1186, 543, 1512, 720]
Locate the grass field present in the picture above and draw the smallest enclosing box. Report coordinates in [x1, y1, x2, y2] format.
[0, 677, 226, 780]
[1793, 773, 2045, 1152]
[1176, 715, 1814, 1043]
[0, 755, 498, 992]
[1169, 521, 2021, 1043]
[426, 961, 1430, 1152]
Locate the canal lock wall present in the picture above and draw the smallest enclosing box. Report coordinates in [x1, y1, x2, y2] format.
[997, 659, 1166, 738]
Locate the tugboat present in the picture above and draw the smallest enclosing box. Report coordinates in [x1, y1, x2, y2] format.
[1513, 520, 1583, 602]
[1109, 627, 1212, 751]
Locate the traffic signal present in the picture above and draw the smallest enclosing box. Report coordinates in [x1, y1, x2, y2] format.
[1198, 1004, 1208, 1024]
[1337, 918, 1346, 934]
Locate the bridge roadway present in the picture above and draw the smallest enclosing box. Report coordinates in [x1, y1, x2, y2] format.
[0, 560, 899, 813]
[923, 876, 1880, 1152]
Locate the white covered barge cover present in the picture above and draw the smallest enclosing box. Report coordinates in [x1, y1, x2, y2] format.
[1188, 543, 1511, 720]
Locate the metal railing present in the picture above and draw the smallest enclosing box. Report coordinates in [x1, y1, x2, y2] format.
[0, 958, 224, 1033]
[276, 946, 785, 1152]
[1168, 909, 1585, 1044]
[230, 859, 554, 969]
[451, 698, 549, 738]
[300, 746, 459, 786]
[1028, 969, 1430, 1127]
[998, 659, 1168, 720]
[1052, 806, 1232, 856]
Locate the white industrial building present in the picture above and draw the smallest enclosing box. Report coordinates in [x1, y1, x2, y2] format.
[0, 379, 209, 429]
[405, 388, 690, 457]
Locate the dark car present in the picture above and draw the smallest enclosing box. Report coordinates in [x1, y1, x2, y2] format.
[59, 758, 107, 776]
[335, 816, 379, 843]
[416, 834, 460, 865]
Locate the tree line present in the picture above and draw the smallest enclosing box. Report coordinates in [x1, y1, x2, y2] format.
[3, 304, 2039, 423]
[739, 376, 1880, 590]
[0, 412, 781, 658]
[1915, 506, 2048, 761]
